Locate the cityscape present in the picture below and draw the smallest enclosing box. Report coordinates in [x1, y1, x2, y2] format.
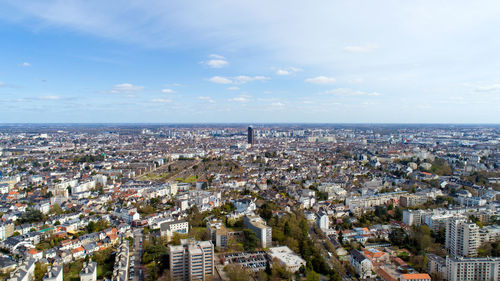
[0, 124, 498, 281]
[1, 1, 500, 281]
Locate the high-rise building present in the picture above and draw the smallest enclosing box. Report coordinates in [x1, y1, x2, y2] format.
[169, 239, 214, 281]
[445, 217, 480, 257]
[247, 126, 255, 145]
[446, 256, 500, 281]
[243, 214, 272, 248]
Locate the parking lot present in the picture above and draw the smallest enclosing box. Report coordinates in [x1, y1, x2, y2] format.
[221, 251, 268, 272]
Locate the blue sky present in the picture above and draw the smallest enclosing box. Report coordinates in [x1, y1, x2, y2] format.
[0, 1, 499, 123]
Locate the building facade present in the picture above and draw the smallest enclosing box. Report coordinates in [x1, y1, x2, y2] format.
[243, 215, 272, 248]
[446, 218, 479, 257]
[169, 239, 214, 281]
[446, 256, 500, 281]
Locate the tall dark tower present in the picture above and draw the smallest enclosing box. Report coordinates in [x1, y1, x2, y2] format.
[247, 126, 255, 145]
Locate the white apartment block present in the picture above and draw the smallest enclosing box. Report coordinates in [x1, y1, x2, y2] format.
[160, 220, 189, 241]
[267, 246, 306, 273]
[345, 191, 407, 211]
[8, 258, 35, 281]
[80, 261, 97, 281]
[446, 218, 480, 257]
[206, 220, 228, 249]
[403, 209, 426, 226]
[43, 266, 63, 281]
[169, 239, 214, 281]
[243, 214, 272, 248]
[317, 211, 329, 230]
[446, 256, 500, 281]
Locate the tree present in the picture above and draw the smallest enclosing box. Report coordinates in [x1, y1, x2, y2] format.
[389, 228, 408, 247]
[306, 270, 321, 281]
[243, 229, 259, 251]
[225, 264, 251, 281]
[34, 263, 48, 281]
[49, 204, 64, 215]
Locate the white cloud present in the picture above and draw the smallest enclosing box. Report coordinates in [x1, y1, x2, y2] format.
[209, 54, 225, 59]
[202, 54, 228, 68]
[230, 94, 251, 103]
[475, 84, 500, 92]
[0, 82, 4, 87]
[198, 96, 215, 103]
[322, 88, 381, 97]
[343, 43, 379, 53]
[208, 76, 232, 84]
[39, 95, 60, 100]
[305, 76, 336, 84]
[161, 88, 175, 94]
[276, 67, 301, 76]
[271, 102, 285, 107]
[21, 62, 31, 67]
[151, 98, 172, 103]
[206, 59, 228, 68]
[111, 83, 144, 93]
[233, 75, 269, 84]
[227, 86, 239, 91]
[208, 75, 268, 85]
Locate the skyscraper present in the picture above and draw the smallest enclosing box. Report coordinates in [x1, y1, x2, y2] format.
[247, 126, 255, 145]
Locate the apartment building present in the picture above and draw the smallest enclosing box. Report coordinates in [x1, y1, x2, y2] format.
[243, 214, 272, 248]
[400, 194, 429, 207]
[446, 256, 500, 281]
[350, 249, 373, 280]
[111, 242, 129, 281]
[7, 258, 35, 281]
[160, 220, 189, 242]
[345, 191, 407, 211]
[446, 218, 480, 257]
[317, 211, 329, 230]
[169, 239, 214, 281]
[206, 220, 228, 249]
[267, 246, 306, 273]
[0, 220, 15, 240]
[80, 261, 97, 281]
[43, 266, 63, 281]
[403, 209, 426, 226]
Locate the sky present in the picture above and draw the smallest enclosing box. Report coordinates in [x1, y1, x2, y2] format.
[0, 0, 499, 123]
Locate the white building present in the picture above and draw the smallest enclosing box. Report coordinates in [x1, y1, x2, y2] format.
[43, 266, 63, 281]
[243, 215, 272, 248]
[160, 220, 189, 241]
[350, 250, 373, 279]
[446, 218, 480, 257]
[80, 261, 97, 281]
[7, 258, 35, 281]
[169, 239, 214, 281]
[446, 256, 500, 281]
[317, 211, 329, 230]
[267, 246, 306, 273]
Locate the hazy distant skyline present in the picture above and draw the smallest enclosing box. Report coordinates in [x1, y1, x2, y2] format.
[0, 1, 499, 123]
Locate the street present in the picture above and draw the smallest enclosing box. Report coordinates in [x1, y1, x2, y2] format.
[131, 228, 144, 281]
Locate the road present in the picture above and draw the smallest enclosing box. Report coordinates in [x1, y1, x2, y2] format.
[131, 228, 144, 281]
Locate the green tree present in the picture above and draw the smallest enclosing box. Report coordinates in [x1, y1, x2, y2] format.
[34, 263, 48, 281]
[243, 229, 259, 251]
[225, 264, 251, 281]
